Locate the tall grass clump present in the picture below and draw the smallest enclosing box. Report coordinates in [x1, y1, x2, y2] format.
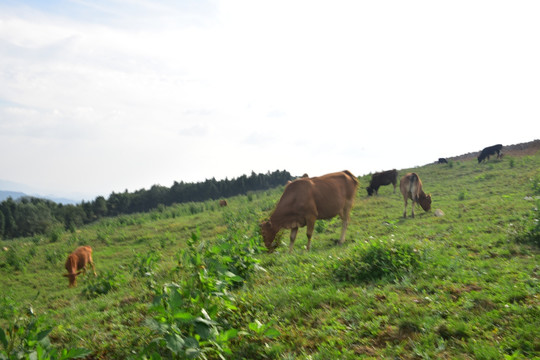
[333, 239, 424, 283]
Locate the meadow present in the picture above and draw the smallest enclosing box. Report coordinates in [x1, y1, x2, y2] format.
[1, 151, 539, 359]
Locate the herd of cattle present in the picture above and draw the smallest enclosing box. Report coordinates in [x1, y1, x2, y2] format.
[63, 144, 503, 286]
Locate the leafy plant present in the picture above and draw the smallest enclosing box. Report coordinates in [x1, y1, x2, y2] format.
[141, 229, 276, 359]
[81, 271, 123, 299]
[131, 250, 161, 278]
[333, 239, 423, 283]
[0, 296, 91, 360]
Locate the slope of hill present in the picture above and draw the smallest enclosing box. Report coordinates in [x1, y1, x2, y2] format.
[449, 139, 540, 161]
[0, 148, 539, 359]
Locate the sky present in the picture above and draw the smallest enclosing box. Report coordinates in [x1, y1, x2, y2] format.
[1, 0, 539, 201]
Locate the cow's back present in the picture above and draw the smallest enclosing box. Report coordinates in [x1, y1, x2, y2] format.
[311, 171, 358, 219]
[71, 246, 92, 270]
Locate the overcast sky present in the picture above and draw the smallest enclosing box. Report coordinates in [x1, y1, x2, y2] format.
[1, 0, 539, 201]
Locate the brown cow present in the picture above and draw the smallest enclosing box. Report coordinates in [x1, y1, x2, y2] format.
[260, 170, 358, 253]
[219, 200, 228, 207]
[63, 246, 97, 287]
[399, 173, 432, 218]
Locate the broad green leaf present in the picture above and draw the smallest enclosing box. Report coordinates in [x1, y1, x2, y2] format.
[249, 321, 262, 333]
[185, 347, 201, 359]
[61, 348, 93, 360]
[173, 312, 194, 322]
[264, 327, 280, 339]
[195, 316, 216, 326]
[220, 328, 238, 341]
[169, 288, 183, 311]
[36, 327, 53, 342]
[194, 322, 211, 340]
[165, 333, 184, 355]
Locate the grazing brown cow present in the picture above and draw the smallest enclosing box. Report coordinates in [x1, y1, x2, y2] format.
[64, 246, 96, 287]
[400, 173, 432, 218]
[219, 200, 228, 207]
[260, 170, 358, 253]
[366, 169, 398, 196]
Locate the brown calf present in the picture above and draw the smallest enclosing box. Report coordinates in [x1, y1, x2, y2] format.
[399, 173, 432, 218]
[64, 246, 97, 287]
[219, 200, 228, 207]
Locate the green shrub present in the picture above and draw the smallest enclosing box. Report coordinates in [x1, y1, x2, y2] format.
[0, 296, 91, 359]
[141, 229, 275, 359]
[4, 247, 27, 272]
[130, 249, 161, 278]
[48, 226, 64, 243]
[81, 271, 123, 299]
[333, 239, 423, 283]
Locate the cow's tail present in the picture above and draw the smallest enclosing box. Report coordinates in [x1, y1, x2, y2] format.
[409, 173, 418, 194]
[343, 170, 359, 185]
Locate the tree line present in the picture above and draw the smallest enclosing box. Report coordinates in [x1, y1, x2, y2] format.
[0, 170, 293, 240]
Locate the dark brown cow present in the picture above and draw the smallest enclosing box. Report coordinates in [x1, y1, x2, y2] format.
[478, 144, 503, 163]
[219, 200, 228, 207]
[399, 173, 431, 218]
[260, 170, 358, 253]
[64, 246, 96, 287]
[366, 169, 398, 196]
[437, 158, 448, 164]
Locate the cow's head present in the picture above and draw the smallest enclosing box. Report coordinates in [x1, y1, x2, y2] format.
[260, 221, 278, 252]
[63, 270, 83, 287]
[419, 193, 432, 212]
[366, 186, 374, 196]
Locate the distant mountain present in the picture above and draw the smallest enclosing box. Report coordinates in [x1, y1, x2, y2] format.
[0, 189, 78, 205]
[0, 179, 80, 204]
[0, 190, 26, 202]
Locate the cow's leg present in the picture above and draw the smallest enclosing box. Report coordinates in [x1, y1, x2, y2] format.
[338, 203, 352, 245]
[89, 258, 97, 276]
[411, 201, 416, 218]
[289, 227, 298, 253]
[403, 198, 408, 218]
[306, 220, 315, 251]
[338, 218, 349, 245]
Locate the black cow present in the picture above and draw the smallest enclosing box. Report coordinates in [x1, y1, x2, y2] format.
[478, 144, 503, 163]
[437, 158, 448, 164]
[366, 169, 398, 196]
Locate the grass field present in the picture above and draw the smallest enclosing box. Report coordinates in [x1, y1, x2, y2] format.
[1, 151, 539, 359]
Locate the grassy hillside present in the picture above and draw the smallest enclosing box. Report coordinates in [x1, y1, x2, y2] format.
[1, 152, 539, 359]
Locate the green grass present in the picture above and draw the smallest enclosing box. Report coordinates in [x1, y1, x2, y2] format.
[1, 154, 539, 359]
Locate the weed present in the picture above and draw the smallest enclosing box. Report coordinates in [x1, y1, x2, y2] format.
[0, 296, 91, 359]
[130, 249, 161, 278]
[4, 247, 27, 272]
[48, 226, 63, 243]
[333, 239, 423, 283]
[142, 230, 276, 359]
[81, 271, 123, 299]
